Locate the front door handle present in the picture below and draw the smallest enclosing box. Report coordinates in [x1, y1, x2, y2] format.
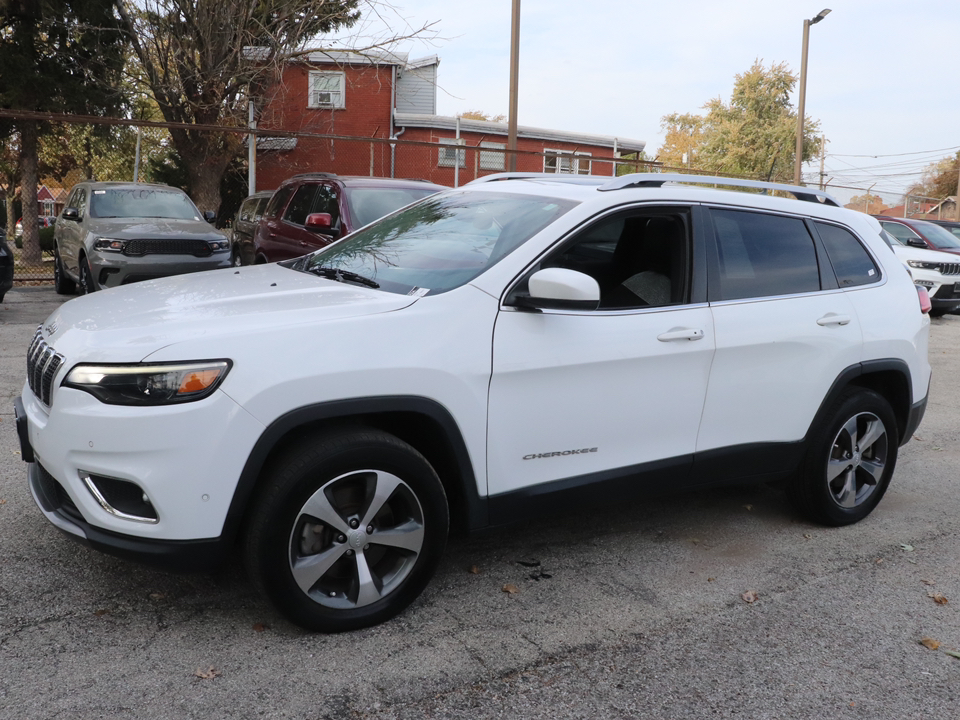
[657, 327, 705, 342]
[817, 313, 851, 327]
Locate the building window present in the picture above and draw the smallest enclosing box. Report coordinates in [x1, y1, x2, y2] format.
[438, 138, 466, 168]
[544, 149, 592, 175]
[479, 142, 506, 171]
[308, 71, 345, 109]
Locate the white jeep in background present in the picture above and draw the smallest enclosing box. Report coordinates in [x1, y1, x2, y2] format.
[16, 174, 932, 631]
[880, 227, 960, 316]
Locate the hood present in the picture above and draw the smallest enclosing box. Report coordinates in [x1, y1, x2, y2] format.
[889, 243, 960, 264]
[85, 216, 226, 240]
[40, 264, 418, 362]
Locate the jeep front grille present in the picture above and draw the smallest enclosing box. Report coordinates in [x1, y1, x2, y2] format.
[938, 263, 960, 276]
[122, 239, 212, 257]
[27, 328, 65, 407]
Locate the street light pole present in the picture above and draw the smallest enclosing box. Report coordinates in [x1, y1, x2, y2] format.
[794, 8, 831, 186]
[507, 0, 521, 172]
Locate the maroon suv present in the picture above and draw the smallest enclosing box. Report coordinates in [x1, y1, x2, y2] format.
[253, 174, 445, 263]
[874, 216, 960, 256]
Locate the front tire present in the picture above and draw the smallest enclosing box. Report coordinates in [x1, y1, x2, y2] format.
[788, 388, 898, 526]
[78, 256, 96, 294]
[244, 428, 449, 632]
[53, 247, 76, 295]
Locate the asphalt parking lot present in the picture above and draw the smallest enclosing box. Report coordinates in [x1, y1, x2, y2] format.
[1, 286, 959, 719]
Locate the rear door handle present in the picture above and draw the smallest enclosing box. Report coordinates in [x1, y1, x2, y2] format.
[657, 328, 705, 342]
[817, 313, 851, 326]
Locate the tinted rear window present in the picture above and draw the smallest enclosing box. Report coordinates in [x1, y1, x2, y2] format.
[815, 222, 880, 287]
[711, 209, 820, 300]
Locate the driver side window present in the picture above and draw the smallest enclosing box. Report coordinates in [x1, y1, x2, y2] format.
[543, 209, 690, 309]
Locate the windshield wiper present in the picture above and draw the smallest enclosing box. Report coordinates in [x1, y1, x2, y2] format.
[305, 265, 380, 289]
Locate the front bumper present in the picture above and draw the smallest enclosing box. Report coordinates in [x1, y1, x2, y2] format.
[28, 461, 228, 572]
[20, 383, 264, 542]
[90, 251, 231, 289]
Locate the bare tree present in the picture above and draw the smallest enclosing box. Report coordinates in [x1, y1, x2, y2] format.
[115, 1, 437, 213]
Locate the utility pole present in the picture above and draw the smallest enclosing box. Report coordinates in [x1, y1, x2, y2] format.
[955, 158, 960, 221]
[507, 0, 521, 172]
[818, 135, 826, 191]
[794, 9, 831, 185]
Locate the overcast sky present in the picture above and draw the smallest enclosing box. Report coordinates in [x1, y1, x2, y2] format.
[338, 0, 959, 204]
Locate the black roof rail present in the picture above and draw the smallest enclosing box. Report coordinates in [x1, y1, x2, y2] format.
[466, 172, 605, 186]
[289, 172, 339, 180]
[598, 173, 841, 207]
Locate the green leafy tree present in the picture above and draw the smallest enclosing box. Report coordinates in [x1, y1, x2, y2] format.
[0, 135, 21, 240]
[905, 152, 959, 212]
[115, 0, 366, 215]
[658, 61, 823, 183]
[845, 193, 888, 215]
[657, 113, 705, 169]
[459, 110, 507, 123]
[0, 0, 128, 265]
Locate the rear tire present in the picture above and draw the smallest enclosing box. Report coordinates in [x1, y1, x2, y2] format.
[788, 388, 898, 526]
[244, 428, 449, 632]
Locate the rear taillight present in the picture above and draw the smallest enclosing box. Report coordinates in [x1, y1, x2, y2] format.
[916, 286, 931, 314]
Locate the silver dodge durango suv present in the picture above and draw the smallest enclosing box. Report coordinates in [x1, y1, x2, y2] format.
[53, 181, 231, 294]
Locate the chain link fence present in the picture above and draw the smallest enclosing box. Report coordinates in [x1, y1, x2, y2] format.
[4, 111, 667, 284]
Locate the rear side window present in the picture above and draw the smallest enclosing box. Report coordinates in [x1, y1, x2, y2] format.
[879, 221, 919, 244]
[265, 186, 294, 218]
[711, 209, 820, 301]
[815, 222, 880, 287]
[283, 185, 319, 225]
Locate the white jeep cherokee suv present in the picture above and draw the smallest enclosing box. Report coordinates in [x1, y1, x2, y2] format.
[15, 174, 931, 632]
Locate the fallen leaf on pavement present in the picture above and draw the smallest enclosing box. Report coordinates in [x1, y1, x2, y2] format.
[944, 650, 960, 660]
[920, 637, 940, 650]
[0, 498, 6, 505]
[803, 533, 812, 540]
[94, 609, 110, 617]
[149, 592, 165, 601]
[195, 666, 220, 679]
[743, 504, 753, 511]
[921, 579, 936, 586]
[502, 583, 519, 594]
[928, 591, 948, 605]
[468, 565, 480, 574]
[741, 590, 759, 603]
[252, 623, 268, 632]
[900, 544, 914, 552]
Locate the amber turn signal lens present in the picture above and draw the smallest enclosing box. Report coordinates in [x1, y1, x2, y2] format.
[178, 369, 223, 395]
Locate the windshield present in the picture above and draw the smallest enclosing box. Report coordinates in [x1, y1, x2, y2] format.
[344, 186, 442, 228]
[90, 187, 201, 220]
[917, 221, 960, 249]
[294, 191, 578, 295]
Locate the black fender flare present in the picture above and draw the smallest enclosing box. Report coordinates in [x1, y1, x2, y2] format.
[219, 396, 488, 543]
[805, 359, 915, 448]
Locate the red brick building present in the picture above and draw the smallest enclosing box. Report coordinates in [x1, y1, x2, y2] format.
[254, 51, 646, 191]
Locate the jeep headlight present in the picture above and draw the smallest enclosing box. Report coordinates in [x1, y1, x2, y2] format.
[63, 361, 231, 405]
[906, 260, 940, 270]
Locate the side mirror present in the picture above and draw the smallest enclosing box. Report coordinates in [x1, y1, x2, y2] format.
[62, 207, 80, 221]
[305, 212, 334, 234]
[907, 237, 927, 248]
[203, 210, 217, 223]
[514, 268, 600, 311]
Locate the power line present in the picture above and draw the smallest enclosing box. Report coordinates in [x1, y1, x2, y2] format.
[829, 145, 960, 159]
